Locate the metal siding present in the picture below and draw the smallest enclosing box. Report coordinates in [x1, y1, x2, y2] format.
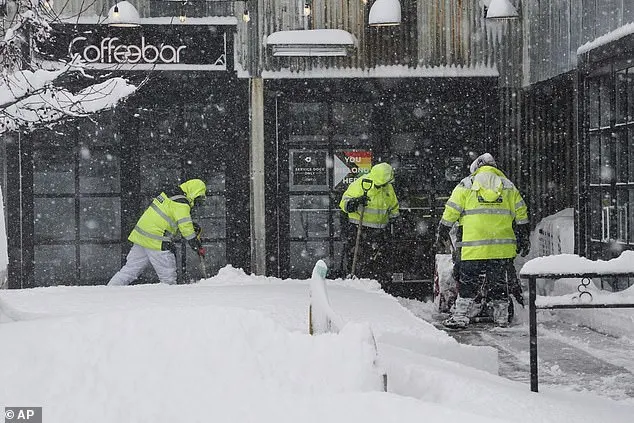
[523, 0, 634, 86]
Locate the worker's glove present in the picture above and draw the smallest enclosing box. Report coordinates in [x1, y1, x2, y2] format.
[197, 247, 206, 259]
[517, 237, 530, 257]
[515, 224, 531, 257]
[434, 224, 451, 252]
[345, 195, 369, 213]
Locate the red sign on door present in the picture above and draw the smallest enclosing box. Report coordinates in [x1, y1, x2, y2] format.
[333, 150, 372, 190]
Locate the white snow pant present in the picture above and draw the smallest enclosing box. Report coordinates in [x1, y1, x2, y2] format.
[108, 244, 177, 286]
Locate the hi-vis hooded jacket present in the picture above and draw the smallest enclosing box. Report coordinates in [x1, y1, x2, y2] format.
[440, 165, 528, 261]
[339, 163, 400, 229]
[128, 179, 207, 251]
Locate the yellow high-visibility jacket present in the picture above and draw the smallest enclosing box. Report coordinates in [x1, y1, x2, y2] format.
[440, 166, 528, 260]
[339, 163, 399, 229]
[128, 179, 206, 251]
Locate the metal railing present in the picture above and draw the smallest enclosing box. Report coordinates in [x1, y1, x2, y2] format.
[520, 270, 634, 392]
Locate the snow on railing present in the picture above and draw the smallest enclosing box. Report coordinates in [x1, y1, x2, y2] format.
[308, 260, 344, 335]
[308, 259, 387, 391]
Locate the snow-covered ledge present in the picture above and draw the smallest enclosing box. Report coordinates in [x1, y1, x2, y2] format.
[520, 250, 634, 277]
[577, 22, 634, 55]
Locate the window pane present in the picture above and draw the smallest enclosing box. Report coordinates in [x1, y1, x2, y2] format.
[34, 197, 75, 242]
[288, 103, 328, 143]
[289, 195, 330, 238]
[615, 130, 628, 183]
[589, 133, 600, 184]
[80, 244, 122, 283]
[617, 190, 628, 242]
[600, 132, 613, 183]
[78, 111, 119, 146]
[204, 169, 226, 193]
[589, 189, 602, 240]
[600, 76, 611, 127]
[80, 198, 121, 241]
[588, 79, 599, 129]
[616, 70, 628, 124]
[629, 189, 634, 243]
[629, 68, 634, 122]
[331, 102, 374, 146]
[331, 103, 372, 137]
[34, 245, 77, 286]
[191, 195, 226, 239]
[140, 153, 182, 194]
[33, 150, 75, 195]
[79, 149, 121, 194]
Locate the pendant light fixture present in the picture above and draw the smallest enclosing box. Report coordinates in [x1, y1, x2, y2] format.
[107, 1, 141, 27]
[368, 0, 401, 27]
[486, 0, 519, 20]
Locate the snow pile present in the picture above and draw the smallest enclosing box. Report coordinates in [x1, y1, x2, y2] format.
[0, 306, 387, 422]
[1, 269, 633, 422]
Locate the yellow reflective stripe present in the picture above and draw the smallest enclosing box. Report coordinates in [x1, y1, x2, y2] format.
[150, 203, 177, 229]
[462, 208, 513, 216]
[362, 208, 389, 215]
[458, 239, 516, 247]
[134, 226, 171, 242]
[516, 218, 529, 225]
[177, 217, 192, 225]
[446, 200, 464, 214]
[440, 219, 454, 227]
[515, 200, 526, 209]
[183, 233, 196, 240]
[170, 195, 188, 201]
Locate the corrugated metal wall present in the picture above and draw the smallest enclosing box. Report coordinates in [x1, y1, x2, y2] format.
[236, 0, 503, 72]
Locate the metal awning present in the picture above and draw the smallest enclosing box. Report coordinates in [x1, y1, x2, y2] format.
[265, 29, 357, 57]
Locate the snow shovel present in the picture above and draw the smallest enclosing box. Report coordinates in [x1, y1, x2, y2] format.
[194, 223, 208, 279]
[350, 179, 373, 278]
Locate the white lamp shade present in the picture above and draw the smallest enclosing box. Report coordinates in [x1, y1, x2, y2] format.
[107, 1, 141, 27]
[369, 0, 401, 27]
[486, 0, 519, 20]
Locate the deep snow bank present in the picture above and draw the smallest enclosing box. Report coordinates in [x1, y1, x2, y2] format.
[0, 305, 385, 422]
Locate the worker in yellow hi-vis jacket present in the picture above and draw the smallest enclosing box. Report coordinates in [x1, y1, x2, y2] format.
[339, 163, 399, 283]
[108, 179, 207, 286]
[436, 153, 530, 328]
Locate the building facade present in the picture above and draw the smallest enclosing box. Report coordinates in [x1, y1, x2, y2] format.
[2, 0, 634, 294]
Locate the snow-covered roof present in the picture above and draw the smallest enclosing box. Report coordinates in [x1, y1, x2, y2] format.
[577, 22, 634, 55]
[57, 15, 238, 25]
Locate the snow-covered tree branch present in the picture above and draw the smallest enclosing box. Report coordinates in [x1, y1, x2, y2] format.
[0, 0, 137, 134]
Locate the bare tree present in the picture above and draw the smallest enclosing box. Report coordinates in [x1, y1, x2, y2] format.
[0, 0, 138, 134]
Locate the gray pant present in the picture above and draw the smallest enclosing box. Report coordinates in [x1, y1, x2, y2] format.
[458, 259, 513, 301]
[108, 244, 177, 286]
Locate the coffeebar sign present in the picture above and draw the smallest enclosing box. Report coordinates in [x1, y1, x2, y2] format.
[38, 24, 231, 71]
[69, 36, 187, 64]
